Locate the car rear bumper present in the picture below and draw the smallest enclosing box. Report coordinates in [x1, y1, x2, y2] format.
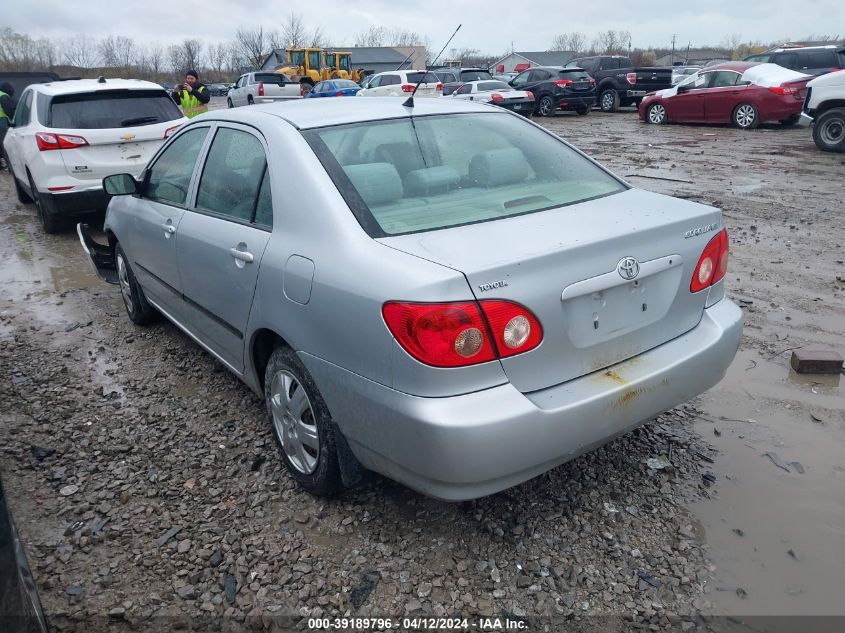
[301, 298, 743, 501]
[40, 189, 110, 218]
[798, 112, 814, 127]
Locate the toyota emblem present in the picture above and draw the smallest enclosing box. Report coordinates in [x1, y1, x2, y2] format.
[617, 256, 640, 280]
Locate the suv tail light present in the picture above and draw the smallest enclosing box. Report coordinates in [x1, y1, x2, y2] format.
[436, 83, 443, 91]
[690, 229, 729, 293]
[626, 72, 637, 84]
[382, 300, 543, 368]
[401, 84, 415, 92]
[526, 91, 535, 100]
[257, 82, 265, 97]
[35, 132, 89, 151]
[490, 93, 504, 103]
[163, 125, 181, 139]
[589, 78, 596, 84]
[554, 79, 573, 87]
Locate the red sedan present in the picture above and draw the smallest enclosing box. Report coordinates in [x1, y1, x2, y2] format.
[639, 62, 811, 129]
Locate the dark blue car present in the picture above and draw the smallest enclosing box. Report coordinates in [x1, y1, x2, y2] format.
[305, 79, 362, 98]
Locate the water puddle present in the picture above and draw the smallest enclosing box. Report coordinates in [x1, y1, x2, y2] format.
[692, 349, 845, 616]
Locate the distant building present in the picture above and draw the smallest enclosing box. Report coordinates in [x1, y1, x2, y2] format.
[490, 51, 578, 74]
[259, 46, 426, 74]
[655, 49, 732, 66]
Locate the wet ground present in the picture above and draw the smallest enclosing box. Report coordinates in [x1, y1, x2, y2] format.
[1, 107, 844, 631]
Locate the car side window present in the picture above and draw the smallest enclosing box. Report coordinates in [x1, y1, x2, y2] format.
[368, 76, 382, 88]
[253, 168, 273, 228]
[13, 90, 33, 127]
[511, 72, 529, 87]
[195, 127, 267, 223]
[383, 75, 400, 86]
[772, 53, 797, 70]
[145, 127, 209, 206]
[456, 84, 472, 95]
[708, 71, 740, 88]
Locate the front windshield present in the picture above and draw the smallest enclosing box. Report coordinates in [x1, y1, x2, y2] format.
[338, 55, 351, 71]
[678, 71, 702, 87]
[290, 50, 305, 66]
[304, 113, 625, 236]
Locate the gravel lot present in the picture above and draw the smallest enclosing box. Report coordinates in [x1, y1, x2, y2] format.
[1, 106, 843, 632]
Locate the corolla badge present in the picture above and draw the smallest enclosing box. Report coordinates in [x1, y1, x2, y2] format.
[617, 256, 640, 280]
[684, 223, 718, 239]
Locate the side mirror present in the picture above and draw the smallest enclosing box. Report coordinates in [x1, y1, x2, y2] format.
[677, 84, 689, 93]
[103, 173, 138, 196]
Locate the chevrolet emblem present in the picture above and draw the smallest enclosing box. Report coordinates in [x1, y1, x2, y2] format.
[120, 133, 136, 141]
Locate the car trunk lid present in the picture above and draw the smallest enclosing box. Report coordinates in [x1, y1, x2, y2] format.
[378, 188, 723, 393]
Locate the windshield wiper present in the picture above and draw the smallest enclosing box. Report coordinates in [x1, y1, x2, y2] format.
[120, 116, 159, 127]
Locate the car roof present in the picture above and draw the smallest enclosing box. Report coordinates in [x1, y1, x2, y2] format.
[770, 45, 842, 52]
[28, 78, 165, 96]
[702, 61, 760, 73]
[206, 96, 498, 130]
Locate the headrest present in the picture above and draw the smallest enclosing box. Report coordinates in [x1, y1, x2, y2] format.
[468, 147, 530, 187]
[403, 166, 461, 196]
[343, 163, 403, 206]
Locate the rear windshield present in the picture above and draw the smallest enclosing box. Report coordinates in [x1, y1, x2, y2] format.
[559, 70, 591, 80]
[460, 70, 493, 81]
[304, 113, 625, 237]
[254, 73, 291, 84]
[48, 90, 182, 129]
[406, 72, 440, 84]
[477, 81, 511, 91]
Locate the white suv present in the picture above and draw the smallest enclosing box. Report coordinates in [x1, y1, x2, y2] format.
[3, 78, 187, 233]
[356, 70, 443, 98]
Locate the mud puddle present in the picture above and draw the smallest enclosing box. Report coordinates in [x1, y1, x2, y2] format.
[692, 349, 845, 616]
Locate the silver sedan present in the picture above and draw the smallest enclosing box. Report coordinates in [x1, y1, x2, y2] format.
[79, 98, 742, 500]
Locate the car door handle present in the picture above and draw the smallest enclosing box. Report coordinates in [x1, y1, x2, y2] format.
[161, 223, 176, 235]
[229, 248, 254, 263]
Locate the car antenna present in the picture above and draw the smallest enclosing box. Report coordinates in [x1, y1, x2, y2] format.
[395, 51, 415, 71]
[403, 24, 461, 108]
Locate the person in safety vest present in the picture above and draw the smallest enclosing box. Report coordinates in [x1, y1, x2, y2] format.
[0, 82, 17, 171]
[170, 70, 210, 118]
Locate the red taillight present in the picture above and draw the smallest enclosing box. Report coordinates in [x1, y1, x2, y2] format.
[490, 93, 504, 103]
[690, 229, 729, 293]
[258, 82, 264, 97]
[589, 78, 596, 85]
[554, 79, 573, 87]
[336, 91, 344, 96]
[382, 300, 543, 368]
[35, 132, 89, 151]
[300, 84, 306, 97]
[768, 85, 798, 96]
[163, 125, 180, 139]
[526, 91, 534, 100]
[626, 73, 637, 85]
[401, 84, 415, 92]
[436, 83, 443, 91]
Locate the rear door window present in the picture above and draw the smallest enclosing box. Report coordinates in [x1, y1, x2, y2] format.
[771, 53, 798, 70]
[12, 90, 33, 127]
[195, 127, 267, 223]
[796, 51, 837, 69]
[146, 127, 209, 206]
[49, 90, 183, 129]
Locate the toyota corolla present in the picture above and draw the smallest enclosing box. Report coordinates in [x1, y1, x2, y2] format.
[78, 98, 742, 501]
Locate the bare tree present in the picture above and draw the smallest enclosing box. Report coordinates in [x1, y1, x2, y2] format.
[167, 44, 185, 76]
[63, 34, 99, 71]
[282, 12, 308, 48]
[309, 26, 326, 48]
[354, 26, 387, 47]
[99, 36, 119, 68]
[550, 32, 587, 53]
[592, 30, 631, 55]
[181, 39, 202, 72]
[114, 36, 136, 73]
[235, 26, 267, 69]
[146, 42, 164, 80]
[207, 42, 229, 81]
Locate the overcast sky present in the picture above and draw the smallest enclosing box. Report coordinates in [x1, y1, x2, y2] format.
[6, 0, 842, 55]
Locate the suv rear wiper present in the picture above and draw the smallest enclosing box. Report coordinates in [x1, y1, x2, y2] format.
[120, 116, 159, 127]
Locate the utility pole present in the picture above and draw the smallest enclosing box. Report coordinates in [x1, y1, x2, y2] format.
[671, 34, 676, 66]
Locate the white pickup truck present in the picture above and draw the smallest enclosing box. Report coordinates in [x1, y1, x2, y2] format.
[799, 70, 845, 153]
[226, 72, 303, 108]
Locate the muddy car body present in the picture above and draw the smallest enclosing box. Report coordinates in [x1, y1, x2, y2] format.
[79, 98, 743, 501]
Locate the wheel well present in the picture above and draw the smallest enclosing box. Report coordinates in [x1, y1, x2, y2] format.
[106, 229, 117, 249]
[251, 329, 291, 390]
[598, 83, 616, 93]
[818, 100, 845, 114]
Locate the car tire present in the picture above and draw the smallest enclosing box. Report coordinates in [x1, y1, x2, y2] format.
[227, 98, 234, 108]
[265, 346, 342, 497]
[28, 173, 62, 234]
[732, 103, 759, 129]
[537, 95, 555, 117]
[600, 88, 620, 112]
[247, 95, 254, 105]
[575, 106, 590, 116]
[812, 107, 845, 153]
[114, 243, 156, 326]
[646, 102, 668, 125]
[14, 176, 34, 204]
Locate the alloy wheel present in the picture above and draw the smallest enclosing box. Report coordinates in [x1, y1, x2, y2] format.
[648, 104, 666, 124]
[602, 92, 614, 110]
[116, 253, 134, 315]
[736, 105, 756, 128]
[270, 370, 319, 475]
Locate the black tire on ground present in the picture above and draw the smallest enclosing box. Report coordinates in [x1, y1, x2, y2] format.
[732, 103, 759, 129]
[646, 102, 668, 125]
[536, 95, 555, 117]
[780, 114, 799, 126]
[599, 88, 620, 113]
[812, 107, 845, 153]
[247, 95, 254, 105]
[227, 98, 234, 108]
[114, 243, 156, 326]
[14, 176, 33, 204]
[575, 106, 590, 115]
[28, 173, 62, 234]
[265, 346, 342, 497]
